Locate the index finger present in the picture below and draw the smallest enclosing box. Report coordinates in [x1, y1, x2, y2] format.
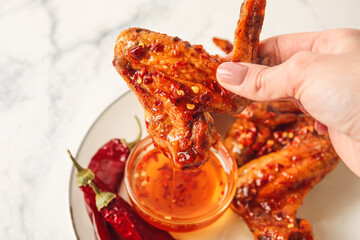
[258, 31, 323, 66]
[258, 29, 360, 66]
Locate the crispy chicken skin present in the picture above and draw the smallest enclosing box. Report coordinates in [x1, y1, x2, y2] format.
[113, 28, 251, 169]
[228, 102, 340, 240]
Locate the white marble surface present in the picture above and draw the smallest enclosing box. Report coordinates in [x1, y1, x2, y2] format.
[1, 0, 360, 239]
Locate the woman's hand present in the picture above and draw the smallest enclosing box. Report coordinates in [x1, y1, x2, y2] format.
[216, 29, 360, 177]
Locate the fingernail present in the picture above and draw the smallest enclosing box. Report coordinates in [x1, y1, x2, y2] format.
[314, 120, 328, 135]
[216, 62, 248, 85]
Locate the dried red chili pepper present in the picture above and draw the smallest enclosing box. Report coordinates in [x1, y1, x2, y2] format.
[68, 150, 117, 240]
[68, 150, 174, 240]
[88, 116, 142, 193]
[81, 181, 122, 240]
[90, 182, 174, 240]
[81, 116, 141, 239]
[70, 117, 141, 240]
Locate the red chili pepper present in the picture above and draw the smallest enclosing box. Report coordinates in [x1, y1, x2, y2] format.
[68, 128, 174, 240]
[78, 116, 142, 239]
[88, 116, 142, 193]
[87, 181, 174, 240]
[81, 183, 121, 240]
[68, 149, 117, 240]
[69, 117, 141, 240]
[82, 138, 133, 240]
[87, 138, 129, 192]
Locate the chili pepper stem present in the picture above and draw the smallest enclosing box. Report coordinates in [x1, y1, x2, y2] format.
[67, 149, 95, 186]
[89, 181, 116, 211]
[122, 115, 142, 150]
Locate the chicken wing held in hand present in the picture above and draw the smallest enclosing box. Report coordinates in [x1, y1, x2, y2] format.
[113, 28, 252, 169]
[113, 0, 266, 169]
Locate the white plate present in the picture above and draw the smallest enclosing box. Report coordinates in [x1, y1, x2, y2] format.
[69, 91, 360, 240]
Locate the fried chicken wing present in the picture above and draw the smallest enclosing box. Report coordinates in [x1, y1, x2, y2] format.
[232, 133, 339, 240]
[113, 0, 266, 169]
[227, 102, 340, 240]
[113, 28, 251, 169]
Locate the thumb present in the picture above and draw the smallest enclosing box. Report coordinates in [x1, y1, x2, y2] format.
[216, 52, 315, 101]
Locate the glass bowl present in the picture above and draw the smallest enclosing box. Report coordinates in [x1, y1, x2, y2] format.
[124, 136, 237, 232]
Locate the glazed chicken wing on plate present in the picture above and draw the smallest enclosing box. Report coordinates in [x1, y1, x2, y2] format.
[113, 0, 266, 169]
[227, 102, 339, 240]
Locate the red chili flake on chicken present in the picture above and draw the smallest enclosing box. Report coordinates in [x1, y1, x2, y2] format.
[150, 42, 165, 52]
[143, 75, 153, 84]
[129, 45, 146, 59]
